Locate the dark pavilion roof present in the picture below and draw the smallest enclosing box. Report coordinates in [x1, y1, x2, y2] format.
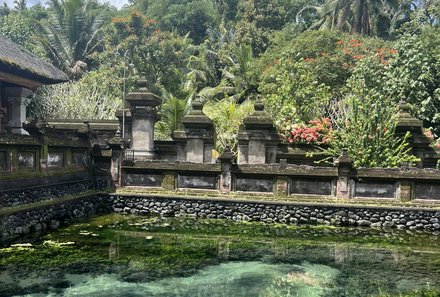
[0, 36, 69, 89]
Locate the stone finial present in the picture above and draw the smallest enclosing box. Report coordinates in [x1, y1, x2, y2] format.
[254, 96, 265, 111]
[192, 96, 204, 111]
[334, 149, 353, 167]
[396, 98, 422, 132]
[23, 117, 48, 134]
[398, 98, 412, 117]
[181, 96, 213, 128]
[125, 75, 161, 109]
[218, 145, 235, 162]
[137, 73, 149, 92]
[106, 127, 126, 149]
[242, 99, 273, 129]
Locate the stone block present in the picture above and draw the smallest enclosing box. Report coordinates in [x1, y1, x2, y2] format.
[276, 176, 289, 196]
[399, 182, 412, 202]
[162, 172, 176, 190]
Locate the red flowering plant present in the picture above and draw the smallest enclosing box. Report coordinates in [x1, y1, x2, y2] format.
[279, 118, 334, 145]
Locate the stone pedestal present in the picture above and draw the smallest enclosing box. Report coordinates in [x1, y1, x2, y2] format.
[172, 130, 187, 162]
[125, 77, 161, 161]
[174, 98, 214, 163]
[238, 100, 277, 164]
[4, 87, 33, 135]
[334, 150, 353, 199]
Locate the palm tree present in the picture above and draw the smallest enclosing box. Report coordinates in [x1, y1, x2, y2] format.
[155, 88, 191, 140]
[221, 44, 257, 102]
[193, 44, 257, 103]
[39, 0, 106, 77]
[297, 0, 407, 35]
[13, 0, 26, 12]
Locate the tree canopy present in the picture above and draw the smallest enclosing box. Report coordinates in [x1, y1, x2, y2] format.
[1, 0, 440, 166]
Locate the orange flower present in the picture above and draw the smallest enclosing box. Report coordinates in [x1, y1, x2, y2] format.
[352, 55, 364, 60]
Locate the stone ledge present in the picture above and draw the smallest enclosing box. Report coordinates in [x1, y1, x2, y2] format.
[113, 191, 440, 212]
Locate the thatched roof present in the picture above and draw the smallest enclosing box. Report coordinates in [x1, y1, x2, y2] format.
[0, 36, 69, 89]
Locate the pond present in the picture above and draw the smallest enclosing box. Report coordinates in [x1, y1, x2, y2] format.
[1, 214, 440, 297]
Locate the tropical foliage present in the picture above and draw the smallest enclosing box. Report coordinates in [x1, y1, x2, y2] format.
[39, 0, 108, 77]
[203, 98, 254, 153]
[1, 0, 439, 166]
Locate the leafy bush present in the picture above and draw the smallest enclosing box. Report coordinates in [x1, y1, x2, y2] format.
[259, 58, 331, 126]
[30, 68, 121, 120]
[323, 88, 418, 168]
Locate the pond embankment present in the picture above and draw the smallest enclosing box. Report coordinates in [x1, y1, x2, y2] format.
[2, 186, 440, 246]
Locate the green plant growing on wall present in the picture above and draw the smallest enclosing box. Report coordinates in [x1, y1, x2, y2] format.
[155, 88, 190, 140]
[203, 98, 254, 154]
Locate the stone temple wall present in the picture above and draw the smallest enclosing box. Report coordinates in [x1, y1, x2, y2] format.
[109, 195, 440, 233]
[1, 193, 440, 246]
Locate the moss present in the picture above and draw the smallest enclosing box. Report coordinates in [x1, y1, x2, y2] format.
[376, 288, 440, 297]
[1, 214, 440, 296]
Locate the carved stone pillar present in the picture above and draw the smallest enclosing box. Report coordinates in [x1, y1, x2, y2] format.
[125, 77, 161, 161]
[396, 99, 432, 168]
[4, 87, 33, 135]
[178, 98, 214, 163]
[334, 150, 353, 199]
[106, 129, 126, 188]
[238, 100, 277, 164]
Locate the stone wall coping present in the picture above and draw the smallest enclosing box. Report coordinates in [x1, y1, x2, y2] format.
[234, 164, 337, 176]
[0, 169, 91, 186]
[0, 134, 40, 145]
[112, 193, 440, 213]
[355, 167, 440, 180]
[46, 119, 119, 131]
[122, 161, 221, 172]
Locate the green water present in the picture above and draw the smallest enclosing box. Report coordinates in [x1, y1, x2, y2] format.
[1, 214, 440, 297]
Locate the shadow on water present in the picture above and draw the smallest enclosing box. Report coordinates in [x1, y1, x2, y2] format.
[0, 214, 439, 297]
